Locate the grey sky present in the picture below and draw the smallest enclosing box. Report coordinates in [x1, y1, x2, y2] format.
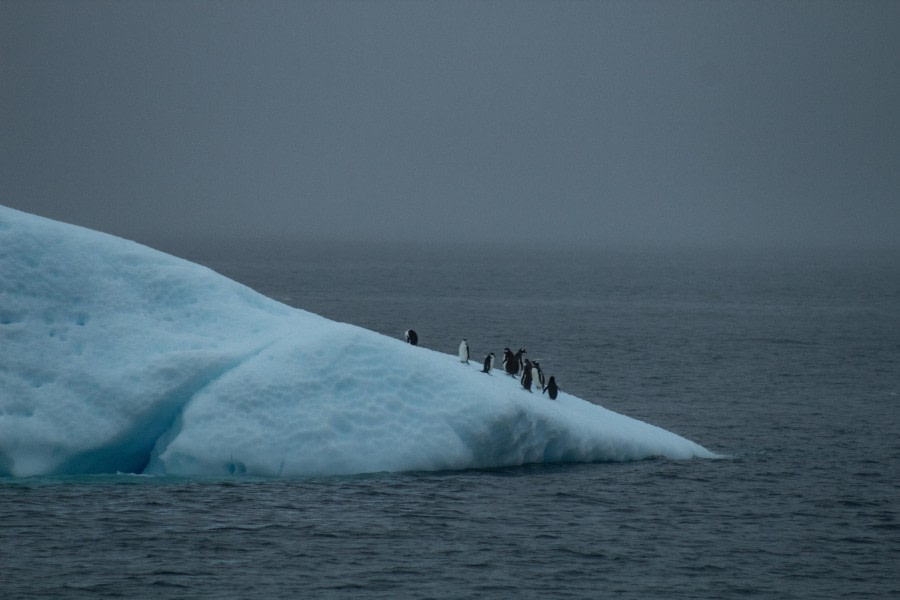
[2, 0, 898, 248]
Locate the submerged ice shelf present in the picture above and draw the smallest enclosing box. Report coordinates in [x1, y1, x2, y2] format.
[0, 205, 716, 478]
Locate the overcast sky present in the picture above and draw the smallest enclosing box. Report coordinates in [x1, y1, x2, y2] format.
[2, 0, 898, 248]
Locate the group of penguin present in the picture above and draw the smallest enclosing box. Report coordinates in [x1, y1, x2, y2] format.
[405, 329, 559, 400]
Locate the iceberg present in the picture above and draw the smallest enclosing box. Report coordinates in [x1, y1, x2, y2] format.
[0, 205, 715, 478]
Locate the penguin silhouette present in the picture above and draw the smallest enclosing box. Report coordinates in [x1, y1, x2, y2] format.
[521, 360, 533, 392]
[502, 348, 517, 376]
[482, 352, 495, 374]
[543, 376, 559, 400]
[405, 329, 418, 345]
[514, 348, 527, 374]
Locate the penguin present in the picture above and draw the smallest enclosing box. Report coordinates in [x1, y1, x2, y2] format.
[519, 358, 532, 384]
[481, 352, 495, 374]
[459, 339, 469, 364]
[532, 361, 545, 390]
[521, 360, 533, 392]
[502, 348, 517, 377]
[405, 329, 418, 346]
[543, 376, 559, 400]
[514, 348, 527, 374]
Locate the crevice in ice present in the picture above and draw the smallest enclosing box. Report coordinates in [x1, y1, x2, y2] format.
[144, 342, 277, 475]
[447, 404, 562, 469]
[49, 345, 272, 476]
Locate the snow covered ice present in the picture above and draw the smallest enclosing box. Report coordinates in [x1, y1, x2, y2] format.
[0, 205, 716, 478]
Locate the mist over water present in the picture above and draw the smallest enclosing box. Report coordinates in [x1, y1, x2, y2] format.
[4, 2, 900, 248]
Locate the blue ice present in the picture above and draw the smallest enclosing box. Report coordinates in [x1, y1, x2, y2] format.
[0, 205, 715, 478]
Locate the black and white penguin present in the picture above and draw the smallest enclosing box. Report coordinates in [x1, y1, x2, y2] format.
[521, 360, 533, 392]
[543, 376, 559, 400]
[481, 352, 495, 374]
[459, 339, 470, 364]
[502, 348, 517, 377]
[532, 361, 545, 390]
[405, 329, 418, 346]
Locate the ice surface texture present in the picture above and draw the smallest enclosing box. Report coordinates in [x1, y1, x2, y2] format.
[0, 206, 715, 477]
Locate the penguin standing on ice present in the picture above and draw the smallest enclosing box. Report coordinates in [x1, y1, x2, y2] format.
[514, 348, 527, 374]
[502, 348, 517, 376]
[481, 352, 495, 374]
[543, 376, 559, 400]
[532, 361, 545, 390]
[521, 360, 534, 392]
[459, 339, 470, 364]
[519, 359, 531, 384]
[405, 330, 418, 346]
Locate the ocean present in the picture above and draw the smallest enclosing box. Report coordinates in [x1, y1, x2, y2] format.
[2, 240, 898, 599]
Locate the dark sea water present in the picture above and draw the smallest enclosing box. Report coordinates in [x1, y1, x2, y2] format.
[2, 241, 898, 599]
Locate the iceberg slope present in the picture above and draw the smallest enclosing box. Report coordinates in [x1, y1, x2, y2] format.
[0, 206, 715, 478]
